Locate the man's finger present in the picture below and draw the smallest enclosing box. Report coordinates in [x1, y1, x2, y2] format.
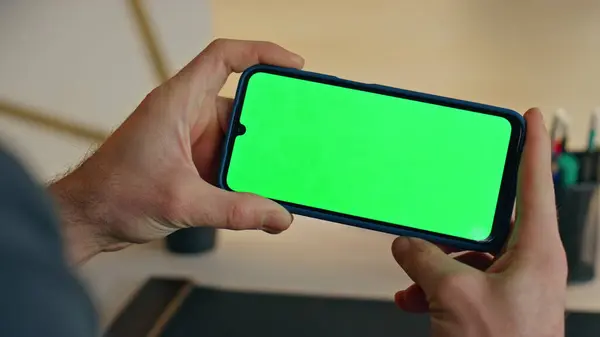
[216, 96, 234, 133]
[455, 251, 494, 271]
[179, 181, 293, 233]
[212, 189, 292, 233]
[391, 237, 475, 295]
[182, 39, 304, 92]
[510, 108, 561, 255]
[395, 284, 428, 313]
[395, 251, 493, 313]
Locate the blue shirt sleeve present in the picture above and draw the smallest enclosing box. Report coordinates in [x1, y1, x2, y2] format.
[0, 148, 98, 337]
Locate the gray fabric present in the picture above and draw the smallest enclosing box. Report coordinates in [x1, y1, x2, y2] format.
[0, 148, 97, 337]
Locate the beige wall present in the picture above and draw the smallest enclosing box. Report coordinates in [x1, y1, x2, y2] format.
[214, 0, 600, 149]
[4, 1, 599, 173]
[0, 0, 211, 179]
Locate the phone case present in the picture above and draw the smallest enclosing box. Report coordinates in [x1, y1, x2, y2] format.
[219, 64, 526, 253]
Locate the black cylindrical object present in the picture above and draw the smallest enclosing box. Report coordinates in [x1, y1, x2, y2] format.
[165, 227, 217, 254]
[555, 183, 598, 283]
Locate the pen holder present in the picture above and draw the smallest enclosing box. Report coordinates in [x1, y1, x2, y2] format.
[571, 151, 600, 183]
[554, 183, 598, 284]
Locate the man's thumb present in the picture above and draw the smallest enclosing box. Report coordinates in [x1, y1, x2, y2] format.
[197, 185, 293, 233]
[392, 237, 472, 294]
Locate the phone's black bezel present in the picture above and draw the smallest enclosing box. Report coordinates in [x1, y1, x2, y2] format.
[218, 64, 526, 253]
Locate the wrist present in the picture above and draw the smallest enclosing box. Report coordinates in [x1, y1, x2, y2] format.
[49, 169, 125, 264]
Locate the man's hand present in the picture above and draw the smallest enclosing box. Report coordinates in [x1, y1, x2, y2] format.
[49, 39, 305, 264]
[392, 108, 567, 337]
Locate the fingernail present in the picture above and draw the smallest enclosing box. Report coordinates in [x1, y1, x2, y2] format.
[262, 226, 282, 235]
[290, 54, 305, 66]
[394, 291, 405, 309]
[525, 107, 542, 119]
[393, 237, 411, 252]
[261, 211, 290, 234]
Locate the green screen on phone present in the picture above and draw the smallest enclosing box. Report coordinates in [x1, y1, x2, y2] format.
[225, 72, 512, 241]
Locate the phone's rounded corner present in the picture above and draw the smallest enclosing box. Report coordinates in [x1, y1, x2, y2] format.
[480, 221, 512, 253]
[503, 108, 527, 136]
[418, 234, 492, 253]
[499, 107, 527, 182]
[241, 64, 307, 82]
[239, 64, 266, 83]
[516, 112, 527, 150]
[473, 234, 502, 253]
[513, 109, 526, 128]
[240, 64, 290, 82]
[440, 236, 502, 253]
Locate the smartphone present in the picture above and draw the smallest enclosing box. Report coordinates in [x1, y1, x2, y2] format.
[219, 65, 525, 252]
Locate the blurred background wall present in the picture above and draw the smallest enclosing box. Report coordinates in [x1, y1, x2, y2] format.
[0, 0, 211, 179]
[1, 0, 600, 329]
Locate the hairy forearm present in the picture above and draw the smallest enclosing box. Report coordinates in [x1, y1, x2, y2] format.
[48, 174, 104, 264]
[48, 171, 126, 265]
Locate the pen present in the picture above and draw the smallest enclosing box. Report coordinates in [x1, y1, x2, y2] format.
[551, 108, 569, 155]
[556, 153, 580, 186]
[579, 108, 600, 182]
[551, 109, 569, 183]
[588, 108, 600, 152]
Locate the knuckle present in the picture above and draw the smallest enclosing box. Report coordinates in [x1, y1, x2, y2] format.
[394, 238, 439, 271]
[435, 273, 480, 302]
[405, 239, 436, 263]
[159, 185, 188, 221]
[208, 38, 228, 50]
[226, 199, 252, 230]
[138, 85, 164, 112]
[241, 43, 262, 61]
[203, 39, 230, 61]
[537, 249, 568, 282]
[240, 41, 273, 61]
[144, 85, 161, 100]
[258, 41, 277, 49]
